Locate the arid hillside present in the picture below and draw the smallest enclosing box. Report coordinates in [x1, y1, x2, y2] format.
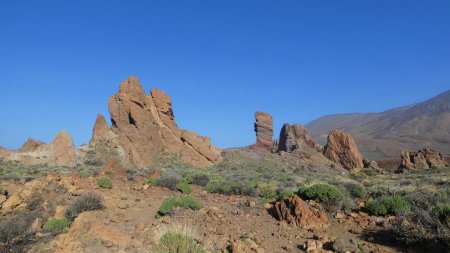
[306, 90, 450, 161]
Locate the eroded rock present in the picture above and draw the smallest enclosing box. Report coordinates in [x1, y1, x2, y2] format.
[274, 195, 328, 229]
[398, 148, 447, 172]
[323, 130, 364, 170]
[253, 111, 273, 152]
[276, 123, 322, 153]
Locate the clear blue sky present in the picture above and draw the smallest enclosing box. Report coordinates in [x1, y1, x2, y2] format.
[1, 1, 449, 150]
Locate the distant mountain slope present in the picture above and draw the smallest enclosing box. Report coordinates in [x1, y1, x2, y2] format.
[306, 90, 450, 161]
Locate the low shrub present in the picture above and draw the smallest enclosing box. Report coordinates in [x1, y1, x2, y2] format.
[0, 211, 38, 243]
[157, 174, 182, 191]
[435, 204, 450, 220]
[365, 196, 411, 216]
[176, 181, 192, 194]
[66, 192, 103, 221]
[298, 183, 351, 211]
[96, 176, 112, 189]
[152, 223, 207, 253]
[343, 183, 366, 198]
[276, 189, 295, 201]
[191, 173, 210, 187]
[257, 181, 277, 200]
[45, 218, 70, 233]
[157, 196, 203, 216]
[147, 177, 158, 186]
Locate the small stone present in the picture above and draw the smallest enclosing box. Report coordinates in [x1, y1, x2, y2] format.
[118, 203, 129, 209]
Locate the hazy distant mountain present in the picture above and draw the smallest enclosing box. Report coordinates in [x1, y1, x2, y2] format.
[306, 90, 450, 161]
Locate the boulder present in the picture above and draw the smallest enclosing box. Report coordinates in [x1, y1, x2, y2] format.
[332, 238, 359, 253]
[108, 76, 221, 168]
[276, 123, 322, 153]
[274, 195, 328, 229]
[253, 111, 273, 151]
[323, 130, 364, 170]
[19, 138, 45, 152]
[399, 148, 446, 172]
[51, 130, 77, 168]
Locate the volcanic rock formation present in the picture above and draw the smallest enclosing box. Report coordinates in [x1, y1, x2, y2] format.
[90, 114, 110, 143]
[274, 195, 329, 229]
[253, 111, 274, 152]
[277, 123, 322, 153]
[398, 148, 447, 172]
[107, 76, 222, 168]
[52, 130, 77, 167]
[19, 138, 45, 152]
[323, 130, 364, 170]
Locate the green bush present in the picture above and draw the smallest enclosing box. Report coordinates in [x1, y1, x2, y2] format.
[277, 189, 295, 201]
[45, 218, 70, 233]
[96, 177, 112, 189]
[365, 196, 411, 216]
[344, 183, 366, 198]
[298, 183, 341, 202]
[152, 232, 206, 253]
[148, 177, 158, 186]
[176, 181, 192, 194]
[364, 202, 388, 216]
[191, 173, 210, 187]
[257, 181, 277, 199]
[158, 196, 203, 216]
[434, 203, 450, 220]
[205, 179, 223, 193]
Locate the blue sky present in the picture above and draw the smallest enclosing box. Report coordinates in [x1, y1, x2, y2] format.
[0, 1, 449, 149]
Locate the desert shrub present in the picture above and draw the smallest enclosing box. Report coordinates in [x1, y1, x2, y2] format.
[96, 176, 112, 189]
[435, 204, 450, 221]
[205, 178, 223, 193]
[276, 189, 295, 201]
[157, 196, 203, 216]
[364, 202, 388, 216]
[365, 196, 410, 216]
[45, 218, 70, 233]
[257, 181, 277, 199]
[392, 207, 450, 249]
[26, 193, 43, 211]
[191, 173, 210, 187]
[84, 160, 103, 166]
[342, 183, 366, 198]
[157, 173, 182, 191]
[148, 177, 159, 186]
[367, 185, 389, 198]
[66, 192, 103, 221]
[0, 211, 38, 243]
[152, 223, 207, 253]
[176, 181, 192, 194]
[298, 183, 351, 211]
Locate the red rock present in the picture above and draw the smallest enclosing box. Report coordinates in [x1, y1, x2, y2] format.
[274, 195, 329, 229]
[51, 130, 77, 168]
[398, 148, 446, 172]
[323, 130, 364, 170]
[276, 123, 322, 153]
[90, 114, 109, 143]
[19, 138, 45, 152]
[253, 111, 274, 152]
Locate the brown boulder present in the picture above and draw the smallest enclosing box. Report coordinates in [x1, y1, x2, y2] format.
[253, 111, 273, 151]
[51, 130, 77, 168]
[277, 123, 322, 153]
[108, 76, 221, 168]
[274, 195, 328, 229]
[19, 138, 45, 152]
[323, 130, 364, 170]
[399, 148, 446, 172]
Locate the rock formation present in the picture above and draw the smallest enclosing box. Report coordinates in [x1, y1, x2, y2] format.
[323, 130, 364, 170]
[253, 111, 273, 152]
[398, 148, 447, 172]
[274, 195, 329, 229]
[276, 123, 322, 153]
[107, 76, 222, 168]
[90, 114, 110, 143]
[19, 138, 45, 152]
[51, 130, 77, 167]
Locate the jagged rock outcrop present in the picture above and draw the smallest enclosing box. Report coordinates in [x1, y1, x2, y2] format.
[323, 130, 364, 170]
[253, 111, 273, 152]
[108, 76, 222, 168]
[51, 130, 77, 167]
[398, 148, 447, 172]
[274, 195, 329, 229]
[90, 114, 110, 143]
[19, 138, 45, 152]
[277, 123, 322, 153]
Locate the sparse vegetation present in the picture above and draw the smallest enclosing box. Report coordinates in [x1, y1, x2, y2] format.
[148, 177, 159, 186]
[157, 196, 203, 216]
[66, 192, 103, 221]
[157, 173, 183, 191]
[151, 223, 207, 253]
[365, 196, 411, 216]
[96, 176, 112, 189]
[45, 218, 70, 233]
[176, 180, 192, 194]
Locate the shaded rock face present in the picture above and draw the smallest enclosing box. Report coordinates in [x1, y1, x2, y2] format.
[51, 130, 77, 168]
[19, 138, 45, 152]
[90, 114, 109, 143]
[277, 123, 322, 153]
[274, 195, 329, 229]
[399, 148, 446, 172]
[323, 130, 364, 170]
[108, 76, 222, 168]
[253, 111, 273, 151]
